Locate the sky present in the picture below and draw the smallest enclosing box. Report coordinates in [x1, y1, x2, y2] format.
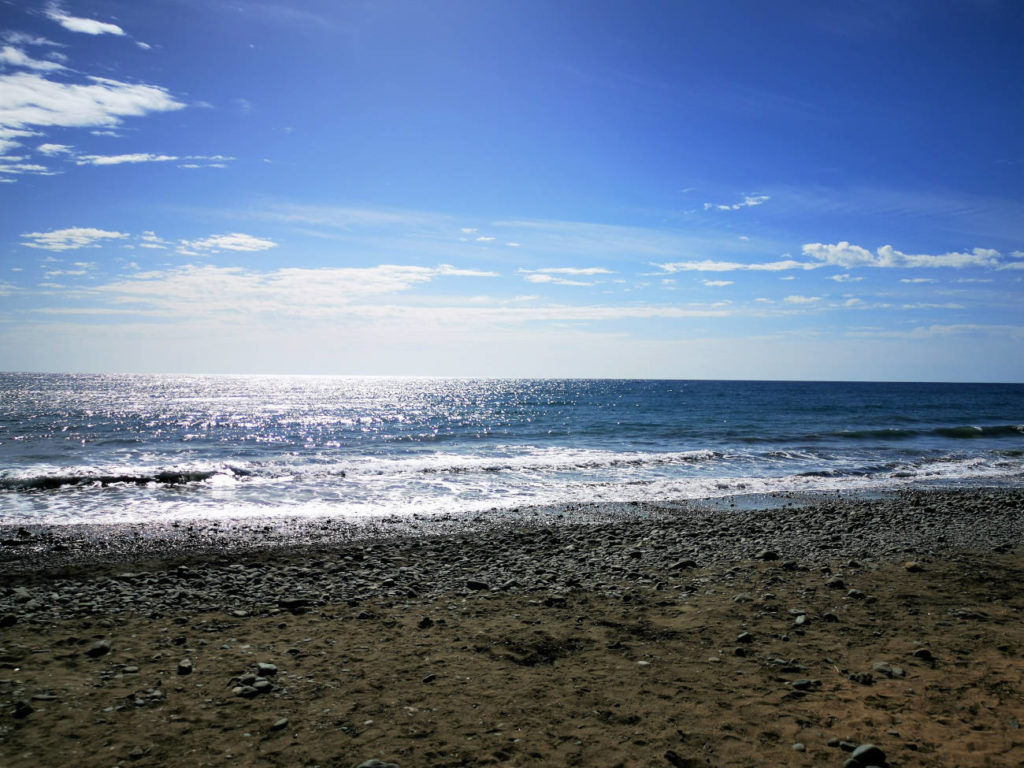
[0, 0, 1022, 381]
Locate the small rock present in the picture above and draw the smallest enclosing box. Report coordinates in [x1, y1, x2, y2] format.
[736, 631, 754, 644]
[233, 685, 259, 698]
[847, 588, 866, 599]
[912, 647, 934, 661]
[0, 614, 17, 628]
[177, 658, 193, 675]
[825, 576, 845, 589]
[465, 579, 489, 591]
[253, 679, 274, 694]
[792, 742, 806, 752]
[421, 673, 437, 683]
[356, 760, 400, 768]
[904, 561, 923, 572]
[790, 678, 815, 690]
[271, 717, 289, 730]
[851, 743, 886, 765]
[417, 616, 434, 629]
[13, 700, 33, 718]
[755, 549, 779, 561]
[257, 662, 278, 676]
[87, 639, 111, 657]
[670, 559, 698, 570]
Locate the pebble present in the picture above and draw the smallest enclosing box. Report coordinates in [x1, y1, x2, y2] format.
[86, 639, 111, 657]
[792, 742, 805, 752]
[257, 662, 278, 676]
[356, 761, 400, 768]
[271, 717, 289, 730]
[177, 658, 193, 675]
[850, 743, 886, 765]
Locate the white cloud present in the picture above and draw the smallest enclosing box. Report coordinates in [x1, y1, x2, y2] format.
[803, 241, 1002, 269]
[3, 32, 62, 47]
[829, 274, 862, 283]
[783, 295, 822, 304]
[506, 242, 521, 247]
[95, 264, 499, 315]
[0, 45, 66, 71]
[701, 280, 734, 287]
[900, 278, 937, 284]
[460, 227, 477, 234]
[179, 233, 278, 253]
[76, 152, 178, 165]
[0, 160, 54, 175]
[652, 259, 818, 273]
[475, 236, 495, 242]
[703, 194, 770, 212]
[37, 142, 73, 155]
[0, 72, 185, 134]
[523, 274, 593, 287]
[45, 4, 126, 36]
[533, 267, 615, 276]
[21, 227, 129, 251]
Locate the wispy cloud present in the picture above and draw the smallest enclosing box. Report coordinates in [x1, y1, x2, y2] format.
[21, 227, 129, 251]
[652, 259, 818, 273]
[0, 45, 66, 71]
[703, 194, 770, 212]
[701, 280, 734, 287]
[179, 233, 278, 253]
[76, 153, 178, 166]
[803, 241, 1002, 269]
[45, 3, 125, 36]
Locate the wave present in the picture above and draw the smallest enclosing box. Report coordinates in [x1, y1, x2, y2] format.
[0, 465, 252, 492]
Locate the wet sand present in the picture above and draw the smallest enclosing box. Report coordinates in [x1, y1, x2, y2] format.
[1, 488, 1023, 767]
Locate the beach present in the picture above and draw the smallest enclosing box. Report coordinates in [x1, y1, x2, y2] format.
[2, 487, 1022, 767]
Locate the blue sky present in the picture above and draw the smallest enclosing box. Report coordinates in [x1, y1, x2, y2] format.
[1, 0, 1022, 380]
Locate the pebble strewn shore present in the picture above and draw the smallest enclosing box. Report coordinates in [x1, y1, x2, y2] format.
[2, 488, 1021, 621]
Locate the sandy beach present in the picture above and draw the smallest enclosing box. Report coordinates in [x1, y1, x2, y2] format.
[2, 488, 1023, 767]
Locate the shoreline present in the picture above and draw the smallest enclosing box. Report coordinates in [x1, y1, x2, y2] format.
[2, 486, 1022, 767]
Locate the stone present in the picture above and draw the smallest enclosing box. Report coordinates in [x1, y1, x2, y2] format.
[851, 743, 886, 765]
[177, 658, 193, 675]
[755, 549, 779, 561]
[0, 614, 16, 628]
[736, 631, 754, 644]
[257, 662, 278, 676]
[271, 717, 289, 730]
[912, 647, 934, 661]
[465, 579, 489, 591]
[904, 561, 924, 572]
[417, 616, 434, 629]
[87, 639, 111, 657]
[792, 742, 806, 752]
[233, 685, 259, 698]
[356, 761, 400, 768]
[13, 699, 33, 718]
[253, 679, 274, 694]
[825, 576, 845, 589]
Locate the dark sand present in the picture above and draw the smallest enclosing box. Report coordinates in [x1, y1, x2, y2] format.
[1, 488, 1023, 767]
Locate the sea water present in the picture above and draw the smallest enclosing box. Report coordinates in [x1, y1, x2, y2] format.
[1, 374, 1022, 524]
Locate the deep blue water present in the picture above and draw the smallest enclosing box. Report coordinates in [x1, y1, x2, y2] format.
[1, 374, 1022, 523]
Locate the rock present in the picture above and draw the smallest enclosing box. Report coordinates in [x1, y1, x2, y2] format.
[670, 559, 698, 570]
[847, 588, 866, 599]
[825, 576, 845, 589]
[736, 631, 754, 644]
[233, 685, 259, 698]
[904, 561, 923, 572]
[793, 614, 808, 626]
[0, 614, 17, 628]
[790, 678, 815, 690]
[257, 662, 278, 676]
[278, 596, 310, 612]
[422, 673, 437, 683]
[732, 592, 753, 603]
[271, 717, 289, 730]
[851, 743, 886, 765]
[417, 616, 434, 629]
[253, 679, 274, 694]
[177, 658, 193, 675]
[912, 647, 934, 661]
[755, 549, 779, 561]
[356, 761, 400, 768]
[465, 579, 489, 591]
[13, 699, 33, 718]
[871, 661, 905, 679]
[86, 639, 111, 657]
[792, 742, 806, 752]
[849, 671, 874, 685]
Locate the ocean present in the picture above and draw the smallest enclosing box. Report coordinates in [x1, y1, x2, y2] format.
[1, 374, 1022, 524]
